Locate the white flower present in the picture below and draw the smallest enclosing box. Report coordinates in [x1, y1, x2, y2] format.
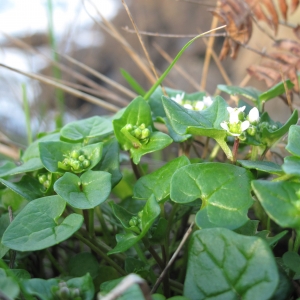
[195, 101, 205, 111]
[183, 103, 193, 110]
[171, 93, 184, 105]
[227, 106, 246, 124]
[248, 107, 260, 124]
[203, 96, 213, 107]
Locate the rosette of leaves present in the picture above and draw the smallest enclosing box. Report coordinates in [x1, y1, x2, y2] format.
[113, 96, 173, 164]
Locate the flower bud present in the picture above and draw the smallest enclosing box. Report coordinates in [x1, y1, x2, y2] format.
[78, 155, 85, 162]
[47, 173, 52, 180]
[248, 107, 260, 125]
[134, 128, 142, 138]
[71, 160, 80, 170]
[247, 126, 256, 136]
[141, 128, 150, 139]
[38, 174, 47, 184]
[139, 123, 146, 130]
[82, 159, 90, 168]
[129, 216, 138, 227]
[124, 124, 133, 131]
[70, 150, 80, 159]
[44, 180, 51, 189]
[137, 210, 143, 218]
[239, 132, 247, 141]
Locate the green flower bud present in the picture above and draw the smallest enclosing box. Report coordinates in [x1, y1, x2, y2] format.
[239, 132, 247, 141]
[238, 111, 245, 121]
[137, 210, 143, 218]
[141, 128, 151, 139]
[44, 180, 51, 189]
[62, 158, 70, 166]
[129, 216, 139, 227]
[38, 174, 47, 184]
[70, 150, 80, 159]
[134, 128, 142, 138]
[47, 173, 52, 180]
[82, 159, 90, 168]
[247, 126, 256, 136]
[124, 124, 133, 131]
[71, 160, 80, 171]
[271, 125, 278, 131]
[139, 123, 146, 130]
[78, 155, 85, 162]
[70, 288, 80, 297]
[59, 286, 70, 299]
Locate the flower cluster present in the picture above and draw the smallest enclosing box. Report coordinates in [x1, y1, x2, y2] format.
[129, 210, 143, 233]
[58, 149, 91, 172]
[221, 106, 260, 140]
[124, 123, 151, 144]
[38, 172, 52, 190]
[171, 93, 213, 111]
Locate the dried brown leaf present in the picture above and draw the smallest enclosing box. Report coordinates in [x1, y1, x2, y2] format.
[291, 0, 300, 14]
[278, 0, 288, 20]
[247, 65, 279, 87]
[274, 39, 300, 56]
[293, 25, 300, 40]
[262, 0, 279, 32]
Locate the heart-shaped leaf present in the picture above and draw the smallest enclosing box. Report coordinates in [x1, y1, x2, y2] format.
[108, 195, 160, 254]
[39, 141, 103, 173]
[252, 180, 300, 229]
[286, 125, 300, 157]
[54, 170, 111, 209]
[162, 96, 233, 160]
[184, 228, 279, 300]
[2, 195, 83, 251]
[134, 156, 190, 202]
[60, 116, 113, 142]
[170, 163, 253, 229]
[282, 156, 300, 176]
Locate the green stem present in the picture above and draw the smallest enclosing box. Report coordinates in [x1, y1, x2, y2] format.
[22, 84, 32, 145]
[95, 206, 111, 244]
[130, 157, 143, 179]
[75, 232, 126, 276]
[161, 245, 170, 298]
[47, 0, 64, 128]
[143, 26, 225, 100]
[209, 143, 221, 161]
[232, 137, 240, 165]
[88, 208, 95, 238]
[272, 174, 295, 182]
[250, 146, 258, 161]
[45, 249, 65, 275]
[143, 238, 164, 269]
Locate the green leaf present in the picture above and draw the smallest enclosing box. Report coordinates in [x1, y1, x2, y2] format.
[282, 251, 300, 278]
[0, 158, 44, 178]
[162, 96, 233, 160]
[60, 116, 113, 142]
[67, 252, 99, 279]
[109, 202, 135, 230]
[234, 220, 259, 236]
[256, 230, 288, 247]
[54, 170, 111, 209]
[260, 110, 298, 148]
[0, 175, 44, 201]
[39, 141, 103, 173]
[130, 131, 173, 164]
[218, 84, 261, 102]
[286, 125, 300, 157]
[2, 195, 83, 251]
[0, 269, 20, 300]
[237, 160, 283, 175]
[120, 68, 146, 96]
[124, 257, 149, 278]
[22, 278, 59, 300]
[0, 188, 27, 212]
[259, 80, 294, 103]
[108, 195, 160, 254]
[170, 163, 253, 230]
[66, 273, 94, 300]
[134, 156, 190, 202]
[282, 156, 300, 176]
[184, 228, 279, 300]
[93, 138, 122, 188]
[252, 180, 300, 229]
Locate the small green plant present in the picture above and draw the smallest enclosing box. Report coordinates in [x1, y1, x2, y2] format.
[0, 34, 300, 300]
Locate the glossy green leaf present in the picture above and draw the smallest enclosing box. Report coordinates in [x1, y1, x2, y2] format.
[0, 161, 16, 176]
[2, 195, 83, 251]
[234, 220, 259, 236]
[171, 163, 253, 229]
[0, 269, 20, 300]
[0, 188, 27, 212]
[39, 141, 103, 173]
[22, 278, 59, 300]
[60, 116, 113, 142]
[260, 110, 298, 148]
[109, 202, 135, 230]
[162, 96, 233, 160]
[256, 230, 288, 247]
[130, 131, 173, 164]
[93, 138, 122, 188]
[282, 251, 300, 278]
[184, 228, 279, 300]
[0, 158, 44, 178]
[108, 195, 160, 254]
[259, 80, 294, 103]
[286, 125, 300, 157]
[282, 156, 300, 176]
[120, 68, 146, 96]
[134, 156, 190, 202]
[218, 84, 261, 102]
[252, 180, 300, 229]
[237, 160, 283, 175]
[0, 175, 44, 201]
[54, 170, 111, 209]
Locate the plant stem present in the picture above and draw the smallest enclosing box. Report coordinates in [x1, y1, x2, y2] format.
[22, 83, 32, 145]
[95, 206, 111, 244]
[209, 143, 220, 161]
[272, 174, 294, 182]
[88, 208, 95, 238]
[250, 146, 258, 161]
[75, 232, 126, 276]
[142, 238, 164, 269]
[130, 157, 143, 179]
[232, 137, 240, 164]
[45, 249, 65, 275]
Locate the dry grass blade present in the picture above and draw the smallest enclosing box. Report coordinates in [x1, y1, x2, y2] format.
[0, 144, 19, 160]
[56, 52, 137, 99]
[0, 63, 120, 112]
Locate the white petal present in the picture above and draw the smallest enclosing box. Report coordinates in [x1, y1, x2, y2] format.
[195, 101, 205, 111]
[238, 106, 246, 112]
[248, 107, 259, 123]
[203, 96, 213, 107]
[220, 122, 229, 131]
[229, 111, 240, 124]
[227, 107, 234, 113]
[183, 104, 193, 110]
[241, 120, 250, 131]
